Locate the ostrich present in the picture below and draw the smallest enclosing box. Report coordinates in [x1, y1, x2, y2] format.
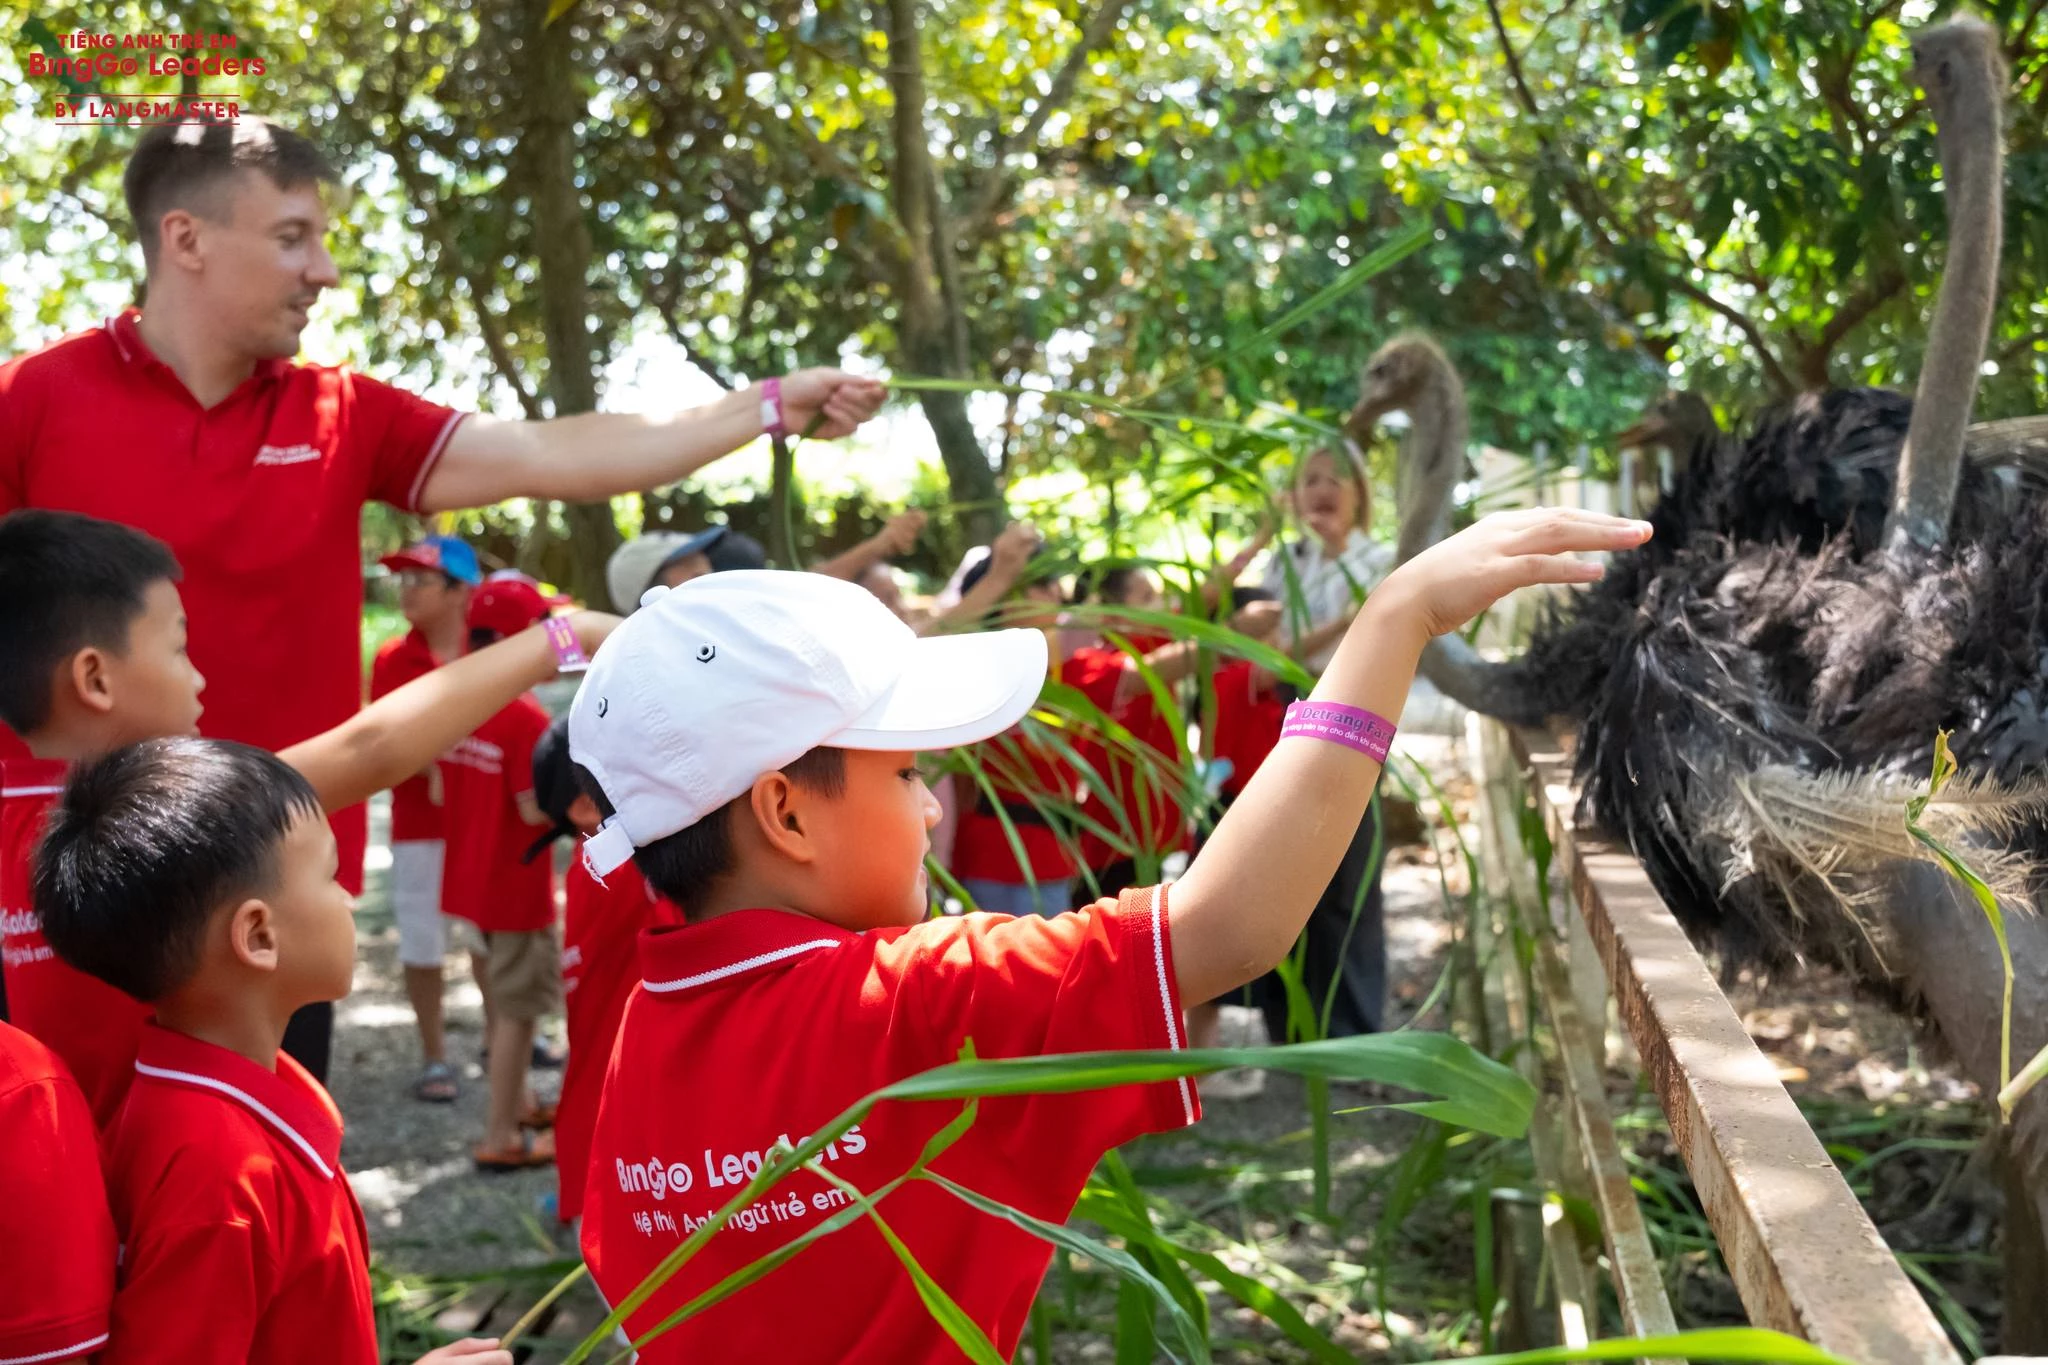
[1344, 16, 2048, 1294]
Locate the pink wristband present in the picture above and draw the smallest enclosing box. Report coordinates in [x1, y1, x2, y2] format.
[1281, 701, 1396, 763]
[544, 615, 589, 674]
[760, 376, 786, 438]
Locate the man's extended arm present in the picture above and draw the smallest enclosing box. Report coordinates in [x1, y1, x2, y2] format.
[416, 370, 885, 514]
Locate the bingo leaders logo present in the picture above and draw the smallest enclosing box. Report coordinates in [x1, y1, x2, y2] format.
[24, 29, 264, 124]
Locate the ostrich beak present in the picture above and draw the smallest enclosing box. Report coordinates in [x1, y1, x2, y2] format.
[1345, 396, 1393, 441]
[1612, 415, 1669, 450]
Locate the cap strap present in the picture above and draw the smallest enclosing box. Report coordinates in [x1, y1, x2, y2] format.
[582, 817, 638, 882]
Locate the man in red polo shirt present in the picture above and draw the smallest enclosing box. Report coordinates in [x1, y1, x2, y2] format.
[0, 118, 884, 1062]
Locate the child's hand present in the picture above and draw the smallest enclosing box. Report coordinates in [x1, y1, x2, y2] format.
[1229, 598, 1282, 640]
[1370, 509, 1651, 641]
[568, 609, 625, 658]
[989, 520, 1040, 573]
[877, 509, 927, 556]
[415, 1340, 513, 1365]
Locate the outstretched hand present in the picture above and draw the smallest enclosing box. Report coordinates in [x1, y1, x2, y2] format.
[1371, 508, 1652, 641]
[415, 1339, 513, 1365]
[778, 369, 887, 439]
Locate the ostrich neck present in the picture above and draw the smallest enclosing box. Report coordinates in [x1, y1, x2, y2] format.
[1396, 376, 1466, 565]
[1887, 74, 2004, 553]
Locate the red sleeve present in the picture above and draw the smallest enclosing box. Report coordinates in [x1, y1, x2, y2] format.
[889, 887, 1200, 1201]
[348, 372, 468, 514]
[367, 638, 408, 703]
[0, 1063, 116, 1362]
[0, 354, 30, 515]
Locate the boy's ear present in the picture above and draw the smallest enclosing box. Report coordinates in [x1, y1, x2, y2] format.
[62, 647, 118, 718]
[745, 772, 818, 866]
[226, 897, 281, 974]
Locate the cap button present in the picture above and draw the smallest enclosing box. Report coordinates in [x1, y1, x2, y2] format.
[639, 584, 672, 608]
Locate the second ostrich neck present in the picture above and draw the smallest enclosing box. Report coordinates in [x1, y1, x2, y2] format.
[1396, 375, 1467, 565]
[1888, 45, 2004, 554]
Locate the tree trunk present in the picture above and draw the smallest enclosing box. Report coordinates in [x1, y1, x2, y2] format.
[520, 0, 619, 607]
[879, 0, 1005, 547]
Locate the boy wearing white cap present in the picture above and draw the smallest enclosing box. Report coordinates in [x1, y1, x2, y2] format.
[568, 510, 1652, 1361]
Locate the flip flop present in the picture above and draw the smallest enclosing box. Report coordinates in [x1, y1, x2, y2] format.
[519, 1101, 558, 1131]
[411, 1060, 459, 1104]
[474, 1130, 555, 1172]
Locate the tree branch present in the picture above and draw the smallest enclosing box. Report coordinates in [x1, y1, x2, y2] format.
[1486, 0, 1797, 394]
[958, 0, 1134, 242]
[1797, 263, 1909, 386]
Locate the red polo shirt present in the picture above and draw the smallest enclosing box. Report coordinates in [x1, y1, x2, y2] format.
[950, 656, 1110, 885]
[0, 310, 469, 891]
[0, 1020, 117, 1365]
[1211, 660, 1285, 799]
[1070, 645, 1190, 871]
[557, 858, 681, 1223]
[101, 1024, 374, 1365]
[581, 887, 1199, 1362]
[439, 695, 555, 933]
[1, 758, 153, 1128]
[369, 629, 444, 843]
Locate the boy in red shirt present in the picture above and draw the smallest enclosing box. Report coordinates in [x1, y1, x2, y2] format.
[0, 509, 617, 1126]
[32, 740, 523, 1365]
[566, 509, 1649, 1362]
[0, 1018, 115, 1365]
[525, 713, 681, 1223]
[441, 574, 564, 1170]
[371, 533, 481, 1104]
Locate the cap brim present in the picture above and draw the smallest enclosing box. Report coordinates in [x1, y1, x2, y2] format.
[380, 551, 436, 574]
[833, 627, 1049, 751]
[655, 527, 729, 573]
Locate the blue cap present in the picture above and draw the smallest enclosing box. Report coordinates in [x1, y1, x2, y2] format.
[380, 534, 482, 586]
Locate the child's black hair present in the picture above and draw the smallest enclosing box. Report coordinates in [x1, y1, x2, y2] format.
[1071, 563, 1142, 606]
[573, 750, 846, 917]
[0, 510, 182, 734]
[33, 738, 323, 1003]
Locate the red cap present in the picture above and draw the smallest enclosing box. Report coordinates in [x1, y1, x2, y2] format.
[466, 574, 557, 638]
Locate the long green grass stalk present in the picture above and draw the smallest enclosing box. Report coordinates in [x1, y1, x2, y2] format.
[558, 1033, 1534, 1361]
[1904, 731, 2014, 1097]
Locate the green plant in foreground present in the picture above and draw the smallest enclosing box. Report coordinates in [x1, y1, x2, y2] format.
[556, 1033, 1533, 1363]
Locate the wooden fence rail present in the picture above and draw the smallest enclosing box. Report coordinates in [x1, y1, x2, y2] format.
[1471, 716, 1965, 1365]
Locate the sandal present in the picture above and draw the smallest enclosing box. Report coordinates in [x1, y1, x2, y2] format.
[474, 1130, 555, 1172]
[519, 1101, 558, 1131]
[411, 1060, 460, 1104]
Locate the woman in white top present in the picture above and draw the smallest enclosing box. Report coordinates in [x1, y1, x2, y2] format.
[1248, 444, 1395, 1041]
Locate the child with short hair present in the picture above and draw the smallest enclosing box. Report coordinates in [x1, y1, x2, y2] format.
[525, 713, 681, 1223]
[372, 533, 483, 1104]
[0, 508, 616, 1128]
[33, 740, 519, 1365]
[440, 574, 566, 1170]
[567, 507, 1650, 1362]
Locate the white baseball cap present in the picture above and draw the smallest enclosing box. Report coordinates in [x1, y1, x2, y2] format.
[568, 570, 1049, 877]
[605, 528, 730, 614]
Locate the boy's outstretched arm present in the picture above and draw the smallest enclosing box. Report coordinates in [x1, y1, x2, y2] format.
[1168, 509, 1652, 1004]
[279, 611, 621, 814]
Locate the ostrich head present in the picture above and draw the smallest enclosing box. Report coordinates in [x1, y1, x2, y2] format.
[1613, 391, 1719, 460]
[1884, 18, 2007, 554]
[1344, 333, 1469, 566]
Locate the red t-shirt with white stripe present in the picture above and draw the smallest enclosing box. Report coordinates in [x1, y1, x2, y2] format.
[101, 1024, 375, 1365]
[1, 758, 154, 1128]
[369, 628, 445, 843]
[0, 310, 468, 891]
[581, 887, 1199, 1362]
[437, 695, 555, 933]
[557, 858, 681, 1223]
[0, 1019, 116, 1365]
